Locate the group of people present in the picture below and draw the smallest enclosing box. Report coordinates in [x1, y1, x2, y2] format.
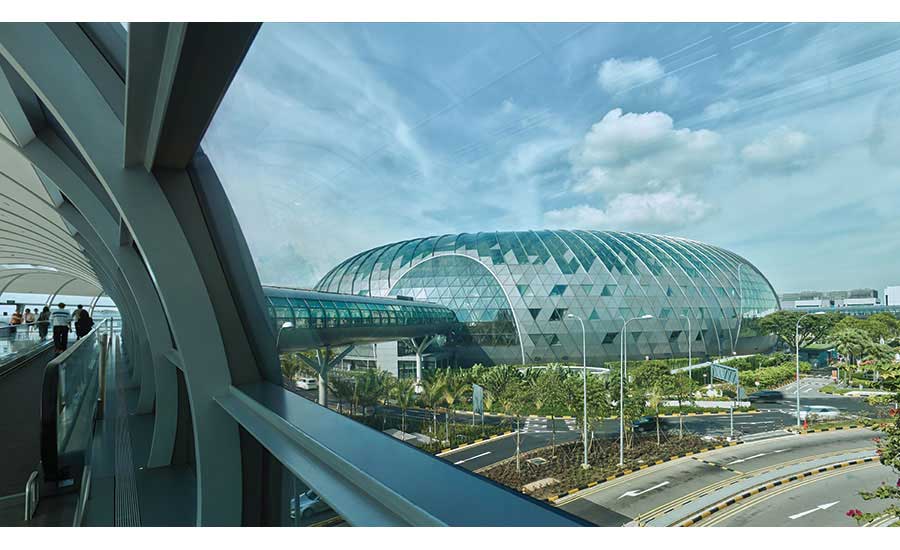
[0, 303, 94, 353]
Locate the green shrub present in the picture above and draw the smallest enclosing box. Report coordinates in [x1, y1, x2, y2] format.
[738, 361, 812, 389]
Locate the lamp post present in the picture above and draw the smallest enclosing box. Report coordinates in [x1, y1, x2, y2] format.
[733, 263, 745, 356]
[275, 320, 293, 352]
[679, 313, 691, 438]
[619, 314, 654, 466]
[795, 311, 825, 427]
[566, 313, 589, 469]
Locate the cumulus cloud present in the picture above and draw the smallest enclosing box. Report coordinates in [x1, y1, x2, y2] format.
[597, 57, 676, 95]
[570, 108, 725, 194]
[741, 126, 812, 171]
[544, 187, 713, 231]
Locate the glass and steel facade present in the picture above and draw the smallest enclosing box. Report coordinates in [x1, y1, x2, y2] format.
[316, 230, 780, 366]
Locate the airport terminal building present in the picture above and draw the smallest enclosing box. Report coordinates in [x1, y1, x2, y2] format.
[315, 230, 780, 374]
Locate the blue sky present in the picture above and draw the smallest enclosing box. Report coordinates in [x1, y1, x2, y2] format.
[202, 22, 900, 294]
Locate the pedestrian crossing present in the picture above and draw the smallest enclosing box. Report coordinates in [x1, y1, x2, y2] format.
[521, 417, 578, 434]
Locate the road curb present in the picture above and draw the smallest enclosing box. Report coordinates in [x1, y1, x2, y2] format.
[787, 424, 887, 435]
[436, 430, 516, 456]
[545, 441, 745, 503]
[678, 455, 881, 526]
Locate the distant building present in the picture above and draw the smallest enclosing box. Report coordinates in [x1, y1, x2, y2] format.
[780, 288, 879, 309]
[884, 286, 900, 306]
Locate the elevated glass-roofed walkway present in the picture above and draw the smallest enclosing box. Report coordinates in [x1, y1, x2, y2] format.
[263, 286, 459, 351]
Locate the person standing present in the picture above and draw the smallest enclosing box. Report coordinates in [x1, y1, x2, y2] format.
[9, 310, 22, 337]
[24, 308, 35, 334]
[74, 305, 94, 339]
[50, 303, 72, 353]
[37, 306, 50, 340]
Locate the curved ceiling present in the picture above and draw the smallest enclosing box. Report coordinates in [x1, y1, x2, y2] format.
[0, 62, 100, 295]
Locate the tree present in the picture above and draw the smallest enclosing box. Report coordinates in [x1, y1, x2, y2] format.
[355, 369, 388, 419]
[632, 362, 676, 446]
[831, 328, 873, 371]
[492, 368, 528, 472]
[669, 374, 697, 437]
[280, 354, 302, 383]
[328, 375, 355, 415]
[391, 377, 417, 434]
[481, 364, 519, 427]
[419, 370, 446, 436]
[759, 310, 840, 351]
[537, 366, 569, 454]
[441, 369, 469, 442]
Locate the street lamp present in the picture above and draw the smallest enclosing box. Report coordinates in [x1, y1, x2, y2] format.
[795, 311, 825, 427]
[275, 321, 293, 352]
[566, 313, 590, 469]
[732, 263, 745, 355]
[619, 314, 654, 466]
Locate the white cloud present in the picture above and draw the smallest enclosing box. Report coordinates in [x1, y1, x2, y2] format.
[597, 57, 675, 95]
[741, 126, 812, 171]
[571, 108, 725, 194]
[703, 99, 740, 119]
[544, 187, 713, 231]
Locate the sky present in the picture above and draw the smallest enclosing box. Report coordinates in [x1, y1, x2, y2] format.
[202, 22, 900, 295]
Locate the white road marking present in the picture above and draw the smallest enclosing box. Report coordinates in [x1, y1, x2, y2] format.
[727, 449, 785, 465]
[728, 453, 767, 465]
[453, 451, 491, 465]
[618, 481, 670, 499]
[788, 500, 840, 520]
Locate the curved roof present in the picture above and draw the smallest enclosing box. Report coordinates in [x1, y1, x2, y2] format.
[0, 57, 100, 295]
[315, 230, 779, 311]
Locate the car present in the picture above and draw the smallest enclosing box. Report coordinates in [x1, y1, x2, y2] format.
[798, 405, 840, 421]
[289, 490, 329, 520]
[747, 390, 785, 403]
[631, 416, 674, 433]
[295, 377, 318, 390]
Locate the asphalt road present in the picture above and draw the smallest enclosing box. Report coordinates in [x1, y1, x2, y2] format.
[696, 460, 897, 527]
[554, 428, 881, 526]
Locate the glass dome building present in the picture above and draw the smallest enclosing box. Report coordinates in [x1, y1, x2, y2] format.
[315, 231, 780, 367]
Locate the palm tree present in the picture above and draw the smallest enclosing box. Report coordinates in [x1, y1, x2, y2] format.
[328, 375, 355, 415]
[441, 369, 469, 443]
[281, 354, 302, 385]
[392, 377, 417, 434]
[420, 370, 446, 437]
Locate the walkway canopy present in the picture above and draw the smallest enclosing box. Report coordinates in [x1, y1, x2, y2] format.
[263, 286, 458, 351]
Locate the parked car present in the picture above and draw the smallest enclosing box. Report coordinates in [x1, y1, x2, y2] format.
[295, 377, 318, 390]
[290, 490, 329, 520]
[798, 405, 841, 421]
[631, 416, 674, 433]
[747, 390, 785, 403]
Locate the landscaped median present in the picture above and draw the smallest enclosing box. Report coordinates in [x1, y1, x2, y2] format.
[473, 435, 742, 502]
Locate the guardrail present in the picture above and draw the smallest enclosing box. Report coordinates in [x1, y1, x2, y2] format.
[218, 381, 589, 526]
[39, 317, 112, 482]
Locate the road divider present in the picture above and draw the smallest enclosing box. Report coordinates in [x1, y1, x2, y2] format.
[787, 423, 888, 435]
[678, 456, 881, 527]
[546, 441, 745, 504]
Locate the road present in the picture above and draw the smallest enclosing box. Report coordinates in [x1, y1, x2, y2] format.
[695, 459, 897, 526]
[552, 428, 881, 526]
